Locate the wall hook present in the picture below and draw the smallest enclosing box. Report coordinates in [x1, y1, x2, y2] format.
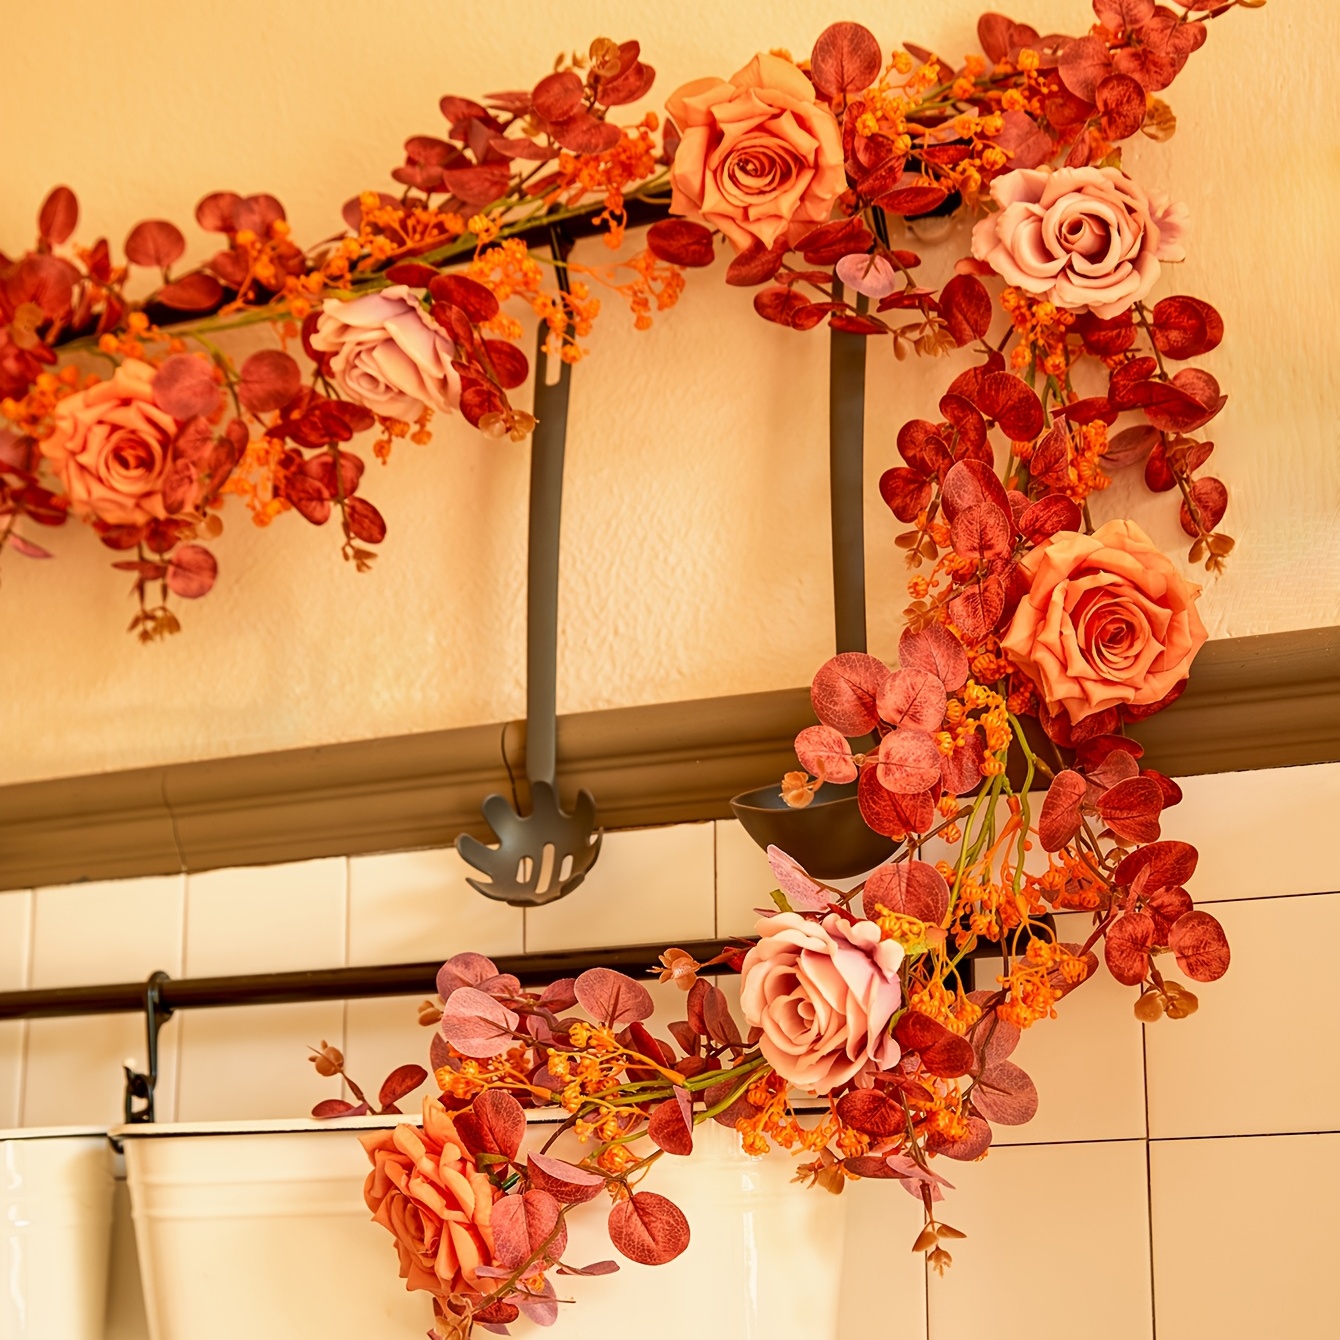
[123, 970, 173, 1124]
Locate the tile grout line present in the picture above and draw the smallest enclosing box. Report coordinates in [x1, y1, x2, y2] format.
[712, 823, 719, 940]
[16, 889, 36, 1125]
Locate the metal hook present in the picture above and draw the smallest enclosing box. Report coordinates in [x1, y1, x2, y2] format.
[123, 970, 173, 1124]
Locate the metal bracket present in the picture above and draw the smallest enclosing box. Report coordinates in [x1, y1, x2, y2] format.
[123, 970, 173, 1124]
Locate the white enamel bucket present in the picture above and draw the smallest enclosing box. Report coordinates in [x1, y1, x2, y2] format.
[115, 1113, 845, 1340]
[0, 1126, 115, 1340]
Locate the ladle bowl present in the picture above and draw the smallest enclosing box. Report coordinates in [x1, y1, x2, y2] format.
[729, 780, 898, 881]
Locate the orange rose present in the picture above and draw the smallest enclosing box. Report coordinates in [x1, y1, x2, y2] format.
[39, 358, 180, 526]
[359, 1098, 499, 1302]
[666, 54, 843, 253]
[1001, 519, 1208, 723]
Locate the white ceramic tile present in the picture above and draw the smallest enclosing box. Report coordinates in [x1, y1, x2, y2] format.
[0, 889, 32, 989]
[1144, 892, 1340, 1138]
[104, 1175, 150, 1340]
[174, 1000, 345, 1122]
[30, 875, 184, 988]
[343, 995, 436, 1115]
[524, 824, 715, 954]
[348, 846, 523, 966]
[1151, 1133, 1339, 1336]
[927, 1141, 1152, 1340]
[184, 857, 346, 976]
[715, 818, 776, 938]
[976, 912, 1146, 1146]
[840, 1176, 928, 1340]
[0, 1023, 24, 1128]
[24, 876, 184, 1126]
[0, 891, 32, 1128]
[1163, 762, 1340, 902]
[23, 1013, 179, 1126]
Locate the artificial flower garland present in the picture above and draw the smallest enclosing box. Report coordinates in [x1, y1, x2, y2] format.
[0, 4, 1242, 641]
[299, 5, 1256, 1334]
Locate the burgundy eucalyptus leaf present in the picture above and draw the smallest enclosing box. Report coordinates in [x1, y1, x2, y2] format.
[893, 1011, 976, 1079]
[437, 951, 504, 999]
[439, 987, 520, 1058]
[835, 1088, 903, 1138]
[575, 967, 654, 1027]
[647, 1087, 695, 1155]
[1019, 495, 1082, 544]
[152, 355, 222, 421]
[455, 1089, 526, 1160]
[532, 70, 585, 122]
[125, 219, 186, 269]
[876, 668, 947, 733]
[378, 1064, 427, 1107]
[861, 858, 950, 924]
[1039, 770, 1087, 852]
[947, 574, 1006, 643]
[156, 271, 225, 313]
[810, 652, 888, 735]
[1168, 910, 1230, 982]
[527, 1153, 605, 1205]
[794, 724, 858, 785]
[493, 1189, 566, 1270]
[938, 273, 993, 346]
[858, 768, 935, 837]
[971, 1061, 1039, 1126]
[1105, 912, 1156, 986]
[810, 22, 882, 96]
[165, 544, 218, 599]
[646, 218, 715, 268]
[608, 1192, 690, 1265]
[1097, 776, 1164, 844]
[876, 728, 943, 796]
[38, 186, 79, 246]
[345, 496, 387, 545]
[898, 624, 969, 691]
[238, 349, 302, 415]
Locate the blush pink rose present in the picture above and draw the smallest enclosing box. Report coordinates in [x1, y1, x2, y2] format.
[359, 1097, 499, 1302]
[309, 285, 461, 421]
[666, 53, 844, 253]
[740, 912, 904, 1095]
[1001, 518, 1208, 723]
[971, 166, 1187, 318]
[39, 358, 179, 526]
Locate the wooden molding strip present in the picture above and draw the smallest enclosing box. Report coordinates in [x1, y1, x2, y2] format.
[1, 627, 1336, 893]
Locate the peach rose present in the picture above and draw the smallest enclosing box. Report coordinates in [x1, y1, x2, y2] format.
[39, 358, 178, 526]
[970, 166, 1187, 318]
[666, 53, 844, 253]
[740, 912, 904, 1095]
[308, 285, 461, 421]
[359, 1097, 499, 1301]
[1001, 518, 1208, 723]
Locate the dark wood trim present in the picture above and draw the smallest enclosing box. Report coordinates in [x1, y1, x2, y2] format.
[2, 627, 1336, 893]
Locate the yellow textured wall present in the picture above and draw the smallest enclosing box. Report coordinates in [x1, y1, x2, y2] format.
[0, 0, 1336, 784]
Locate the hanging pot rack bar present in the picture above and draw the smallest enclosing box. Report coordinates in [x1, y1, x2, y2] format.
[0, 929, 1032, 1025]
[0, 940, 731, 1022]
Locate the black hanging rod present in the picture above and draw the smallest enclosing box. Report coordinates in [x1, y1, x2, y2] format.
[0, 939, 735, 1022]
[0, 924, 1040, 1023]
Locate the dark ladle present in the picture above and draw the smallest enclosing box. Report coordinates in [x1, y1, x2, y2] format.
[457, 234, 602, 905]
[730, 288, 898, 879]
